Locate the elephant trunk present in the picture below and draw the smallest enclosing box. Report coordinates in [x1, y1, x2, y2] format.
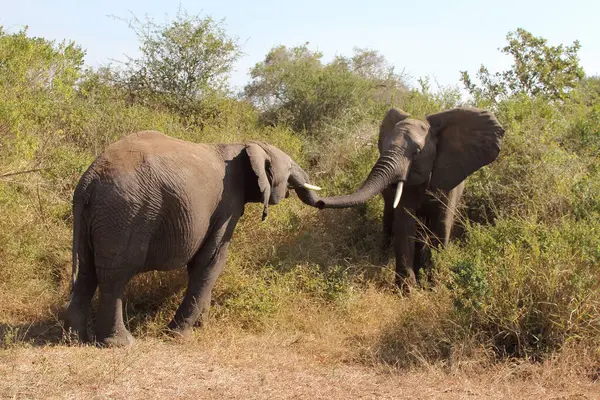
[289, 162, 322, 207]
[316, 147, 408, 209]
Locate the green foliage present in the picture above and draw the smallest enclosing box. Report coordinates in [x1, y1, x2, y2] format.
[435, 217, 600, 358]
[569, 103, 600, 155]
[580, 76, 600, 103]
[443, 34, 600, 358]
[112, 9, 241, 121]
[0, 26, 85, 164]
[0, 26, 84, 103]
[463, 91, 599, 224]
[244, 44, 407, 134]
[397, 78, 462, 118]
[461, 28, 584, 105]
[1, 21, 599, 368]
[447, 259, 489, 312]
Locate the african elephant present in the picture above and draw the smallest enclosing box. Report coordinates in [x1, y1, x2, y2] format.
[316, 107, 504, 290]
[64, 131, 322, 346]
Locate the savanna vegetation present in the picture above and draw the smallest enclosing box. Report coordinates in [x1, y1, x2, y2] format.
[1, 10, 599, 394]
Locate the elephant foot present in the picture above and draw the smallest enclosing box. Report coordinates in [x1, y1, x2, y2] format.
[63, 326, 89, 344]
[379, 248, 392, 265]
[395, 274, 418, 295]
[382, 233, 393, 248]
[166, 326, 194, 342]
[167, 319, 195, 338]
[98, 330, 135, 347]
[63, 302, 90, 343]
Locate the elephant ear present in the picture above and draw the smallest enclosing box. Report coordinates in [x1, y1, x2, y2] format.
[246, 142, 272, 221]
[427, 107, 505, 191]
[378, 108, 411, 152]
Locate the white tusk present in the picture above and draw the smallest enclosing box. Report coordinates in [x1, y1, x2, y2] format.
[302, 183, 322, 191]
[393, 181, 404, 208]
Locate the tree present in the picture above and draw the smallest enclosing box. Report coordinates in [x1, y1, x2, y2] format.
[461, 28, 584, 104]
[579, 76, 600, 105]
[0, 26, 84, 134]
[342, 48, 408, 104]
[114, 9, 241, 115]
[0, 26, 84, 99]
[244, 45, 406, 133]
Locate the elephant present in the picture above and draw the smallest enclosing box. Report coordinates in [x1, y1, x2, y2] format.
[64, 131, 322, 346]
[316, 107, 505, 291]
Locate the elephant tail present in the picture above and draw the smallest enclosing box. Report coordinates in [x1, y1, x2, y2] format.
[70, 175, 95, 297]
[71, 202, 84, 293]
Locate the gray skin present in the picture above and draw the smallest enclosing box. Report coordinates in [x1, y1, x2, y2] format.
[64, 131, 321, 347]
[316, 107, 505, 291]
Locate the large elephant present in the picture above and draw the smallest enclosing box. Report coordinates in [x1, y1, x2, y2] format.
[316, 107, 504, 290]
[64, 131, 322, 346]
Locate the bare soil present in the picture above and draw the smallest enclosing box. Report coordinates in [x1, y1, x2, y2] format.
[2, 330, 598, 400]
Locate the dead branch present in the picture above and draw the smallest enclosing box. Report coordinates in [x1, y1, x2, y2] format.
[0, 168, 48, 179]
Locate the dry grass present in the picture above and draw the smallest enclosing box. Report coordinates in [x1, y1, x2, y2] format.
[2, 328, 599, 399]
[2, 26, 600, 399]
[2, 284, 599, 399]
[1, 172, 599, 398]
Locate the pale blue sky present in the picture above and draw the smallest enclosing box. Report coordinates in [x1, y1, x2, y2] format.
[2, 0, 599, 92]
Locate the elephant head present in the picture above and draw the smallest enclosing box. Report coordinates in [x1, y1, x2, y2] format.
[246, 141, 322, 220]
[316, 107, 505, 209]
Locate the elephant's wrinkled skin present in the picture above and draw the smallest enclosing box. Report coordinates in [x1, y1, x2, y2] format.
[64, 131, 321, 346]
[317, 108, 505, 291]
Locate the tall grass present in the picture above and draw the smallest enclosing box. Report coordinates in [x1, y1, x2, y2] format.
[0, 26, 599, 374]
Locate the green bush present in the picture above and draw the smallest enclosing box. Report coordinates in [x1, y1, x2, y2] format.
[435, 217, 600, 358]
[245, 45, 407, 134]
[0, 26, 84, 166]
[111, 9, 241, 122]
[1, 19, 599, 369]
[569, 103, 600, 155]
[461, 28, 584, 104]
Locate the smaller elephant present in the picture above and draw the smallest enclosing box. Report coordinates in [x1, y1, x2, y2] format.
[64, 131, 322, 346]
[317, 107, 505, 291]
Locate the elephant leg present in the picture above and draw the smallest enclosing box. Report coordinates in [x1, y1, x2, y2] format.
[420, 185, 464, 282]
[412, 227, 426, 283]
[393, 207, 417, 292]
[382, 186, 395, 249]
[427, 184, 464, 247]
[64, 263, 97, 343]
[420, 204, 444, 281]
[444, 182, 465, 243]
[168, 217, 238, 335]
[95, 279, 134, 347]
[168, 242, 230, 335]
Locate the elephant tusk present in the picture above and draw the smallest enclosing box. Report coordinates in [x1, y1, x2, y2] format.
[302, 183, 322, 191]
[393, 181, 404, 209]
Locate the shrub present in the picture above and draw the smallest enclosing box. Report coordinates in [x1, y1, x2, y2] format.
[111, 9, 242, 122]
[435, 217, 600, 358]
[0, 26, 84, 166]
[244, 45, 407, 134]
[461, 28, 585, 105]
[1, 21, 599, 371]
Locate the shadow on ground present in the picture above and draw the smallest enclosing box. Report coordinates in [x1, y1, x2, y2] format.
[0, 319, 65, 347]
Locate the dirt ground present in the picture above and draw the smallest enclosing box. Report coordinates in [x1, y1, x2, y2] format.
[2, 331, 598, 400]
